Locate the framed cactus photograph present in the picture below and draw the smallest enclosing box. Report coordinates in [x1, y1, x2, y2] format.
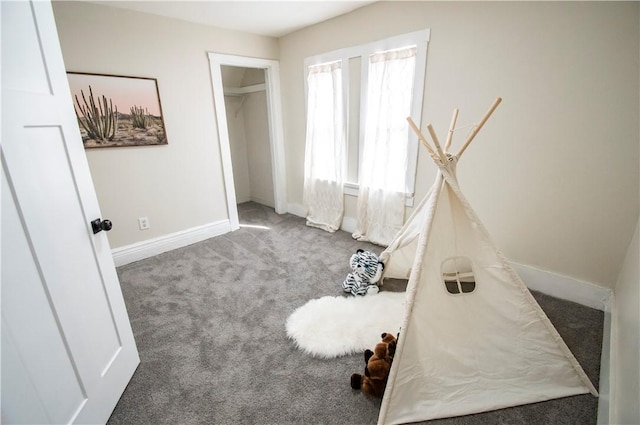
[67, 72, 168, 148]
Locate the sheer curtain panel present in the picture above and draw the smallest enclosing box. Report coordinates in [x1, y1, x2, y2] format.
[303, 61, 345, 232]
[353, 47, 417, 246]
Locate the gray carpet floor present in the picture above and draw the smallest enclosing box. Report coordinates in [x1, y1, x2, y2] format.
[108, 202, 603, 425]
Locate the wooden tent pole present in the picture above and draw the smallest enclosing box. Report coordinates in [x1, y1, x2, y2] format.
[456, 97, 502, 158]
[407, 117, 439, 161]
[444, 108, 459, 152]
[427, 124, 446, 162]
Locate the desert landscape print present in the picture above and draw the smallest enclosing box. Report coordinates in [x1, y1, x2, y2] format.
[67, 72, 168, 148]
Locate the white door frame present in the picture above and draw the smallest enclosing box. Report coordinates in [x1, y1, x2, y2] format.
[207, 53, 287, 230]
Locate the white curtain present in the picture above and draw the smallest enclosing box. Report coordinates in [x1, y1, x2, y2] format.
[303, 61, 345, 232]
[353, 47, 417, 246]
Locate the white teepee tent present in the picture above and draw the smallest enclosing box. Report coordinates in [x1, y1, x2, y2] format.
[377, 98, 598, 425]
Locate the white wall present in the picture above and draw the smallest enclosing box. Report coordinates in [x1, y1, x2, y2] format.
[52, 1, 638, 291]
[243, 89, 274, 207]
[222, 65, 252, 204]
[611, 218, 640, 424]
[279, 1, 639, 289]
[224, 95, 252, 203]
[52, 1, 278, 248]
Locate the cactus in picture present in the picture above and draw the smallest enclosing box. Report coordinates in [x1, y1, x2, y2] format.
[74, 86, 118, 143]
[130, 105, 151, 129]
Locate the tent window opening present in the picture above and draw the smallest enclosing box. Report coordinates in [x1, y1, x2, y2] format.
[442, 257, 476, 294]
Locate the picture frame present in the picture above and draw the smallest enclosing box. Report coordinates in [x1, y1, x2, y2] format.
[67, 72, 168, 148]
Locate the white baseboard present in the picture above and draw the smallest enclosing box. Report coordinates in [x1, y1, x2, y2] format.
[286, 203, 359, 235]
[283, 203, 381, 235]
[112, 220, 232, 267]
[250, 196, 275, 209]
[340, 216, 357, 234]
[511, 262, 612, 311]
[287, 202, 306, 218]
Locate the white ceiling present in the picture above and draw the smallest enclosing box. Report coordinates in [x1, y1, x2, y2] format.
[89, 1, 376, 37]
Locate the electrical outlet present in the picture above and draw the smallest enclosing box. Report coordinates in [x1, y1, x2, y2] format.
[138, 217, 150, 230]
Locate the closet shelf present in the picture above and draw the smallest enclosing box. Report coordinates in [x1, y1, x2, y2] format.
[223, 83, 266, 97]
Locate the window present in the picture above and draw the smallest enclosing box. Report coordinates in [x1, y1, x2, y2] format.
[304, 61, 344, 182]
[302, 60, 346, 231]
[304, 30, 430, 204]
[360, 46, 417, 194]
[442, 257, 476, 295]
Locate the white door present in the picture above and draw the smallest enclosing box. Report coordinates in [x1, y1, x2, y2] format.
[1, 1, 140, 424]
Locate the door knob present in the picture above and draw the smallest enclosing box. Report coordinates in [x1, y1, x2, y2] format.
[91, 218, 113, 234]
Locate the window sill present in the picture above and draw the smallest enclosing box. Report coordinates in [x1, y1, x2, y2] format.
[343, 182, 414, 207]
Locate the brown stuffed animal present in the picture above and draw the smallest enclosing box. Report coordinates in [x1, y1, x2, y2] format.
[350, 332, 398, 398]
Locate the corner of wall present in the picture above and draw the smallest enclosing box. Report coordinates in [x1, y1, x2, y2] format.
[597, 293, 613, 424]
[608, 217, 640, 424]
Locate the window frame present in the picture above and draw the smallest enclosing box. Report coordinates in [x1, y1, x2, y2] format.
[303, 29, 430, 206]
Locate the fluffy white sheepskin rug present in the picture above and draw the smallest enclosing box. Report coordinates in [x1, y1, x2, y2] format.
[285, 291, 406, 358]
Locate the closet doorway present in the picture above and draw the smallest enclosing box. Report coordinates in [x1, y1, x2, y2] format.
[208, 54, 286, 231]
[222, 66, 273, 208]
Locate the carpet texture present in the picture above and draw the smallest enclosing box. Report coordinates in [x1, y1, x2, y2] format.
[108, 202, 603, 425]
[286, 292, 406, 358]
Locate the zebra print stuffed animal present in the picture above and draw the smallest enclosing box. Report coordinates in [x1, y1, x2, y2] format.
[342, 249, 384, 296]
